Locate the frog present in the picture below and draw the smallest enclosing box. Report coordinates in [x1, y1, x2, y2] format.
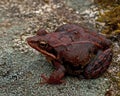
[26, 24, 113, 84]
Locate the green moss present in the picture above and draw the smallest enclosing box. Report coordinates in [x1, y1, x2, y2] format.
[94, 0, 120, 8]
[97, 5, 120, 36]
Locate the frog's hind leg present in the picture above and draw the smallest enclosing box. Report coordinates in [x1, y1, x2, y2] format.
[40, 61, 66, 84]
[84, 48, 113, 79]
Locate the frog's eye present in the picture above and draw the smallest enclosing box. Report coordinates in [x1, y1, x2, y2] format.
[39, 41, 48, 48]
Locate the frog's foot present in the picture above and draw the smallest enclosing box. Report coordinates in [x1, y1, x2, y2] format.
[84, 48, 113, 79]
[40, 61, 66, 84]
[40, 73, 65, 84]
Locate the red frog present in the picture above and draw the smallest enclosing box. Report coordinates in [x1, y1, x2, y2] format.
[27, 24, 113, 84]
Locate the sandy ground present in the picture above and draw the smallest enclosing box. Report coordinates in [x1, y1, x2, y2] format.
[0, 0, 120, 96]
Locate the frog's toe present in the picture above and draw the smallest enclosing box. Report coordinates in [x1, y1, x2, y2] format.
[40, 74, 49, 84]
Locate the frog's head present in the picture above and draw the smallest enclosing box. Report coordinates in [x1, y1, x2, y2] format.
[26, 29, 57, 60]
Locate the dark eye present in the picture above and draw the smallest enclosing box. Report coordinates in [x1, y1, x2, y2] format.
[39, 41, 48, 48]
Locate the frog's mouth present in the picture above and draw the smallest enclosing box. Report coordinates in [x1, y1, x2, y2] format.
[27, 37, 56, 60]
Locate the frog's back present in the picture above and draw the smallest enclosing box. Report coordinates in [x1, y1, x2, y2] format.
[55, 24, 112, 48]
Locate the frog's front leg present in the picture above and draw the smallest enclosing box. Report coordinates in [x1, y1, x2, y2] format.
[84, 48, 113, 79]
[41, 61, 66, 84]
